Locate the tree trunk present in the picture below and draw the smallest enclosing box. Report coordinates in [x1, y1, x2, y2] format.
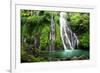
[34, 33, 40, 49]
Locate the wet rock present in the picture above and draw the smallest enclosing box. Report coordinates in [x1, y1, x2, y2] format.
[71, 56, 78, 60]
[78, 55, 87, 60]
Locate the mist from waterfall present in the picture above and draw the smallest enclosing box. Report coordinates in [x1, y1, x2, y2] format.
[60, 12, 79, 51]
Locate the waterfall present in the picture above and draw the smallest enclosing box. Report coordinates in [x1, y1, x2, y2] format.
[49, 14, 55, 52]
[60, 12, 79, 50]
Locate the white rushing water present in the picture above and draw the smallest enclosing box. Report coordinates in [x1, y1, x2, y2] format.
[49, 15, 55, 52]
[60, 12, 79, 50]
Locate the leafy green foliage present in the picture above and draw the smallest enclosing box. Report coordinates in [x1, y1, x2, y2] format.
[40, 25, 50, 50]
[79, 32, 89, 49]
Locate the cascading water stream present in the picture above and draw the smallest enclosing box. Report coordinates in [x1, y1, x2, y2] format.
[60, 12, 79, 51]
[49, 14, 55, 52]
